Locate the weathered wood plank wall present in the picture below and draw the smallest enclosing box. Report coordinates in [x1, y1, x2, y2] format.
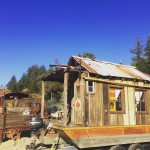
[73, 73, 150, 126]
[0, 108, 33, 130]
[74, 78, 83, 125]
[103, 83, 109, 126]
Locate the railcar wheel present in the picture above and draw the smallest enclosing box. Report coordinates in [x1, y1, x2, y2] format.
[128, 143, 144, 150]
[109, 145, 125, 150]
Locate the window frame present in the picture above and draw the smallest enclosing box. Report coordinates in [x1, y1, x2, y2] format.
[135, 89, 147, 114]
[109, 87, 125, 114]
[86, 81, 95, 94]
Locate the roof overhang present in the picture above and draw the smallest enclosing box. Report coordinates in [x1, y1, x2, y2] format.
[42, 70, 65, 82]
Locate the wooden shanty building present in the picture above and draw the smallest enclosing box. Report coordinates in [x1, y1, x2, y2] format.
[40, 56, 150, 149]
[42, 56, 150, 127]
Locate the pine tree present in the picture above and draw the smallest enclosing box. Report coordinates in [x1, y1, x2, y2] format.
[130, 39, 147, 72]
[131, 39, 143, 62]
[17, 73, 28, 92]
[7, 75, 18, 92]
[144, 35, 150, 73]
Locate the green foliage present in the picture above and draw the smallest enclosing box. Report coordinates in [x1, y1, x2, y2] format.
[144, 36, 150, 58]
[17, 73, 28, 92]
[130, 39, 143, 62]
[144, 35, 150, 73]
[78, 52, 96, 59]
[7, 64, 63, 104]
[7, 75, 18, 92]
[130, 37, 150, 73]
[45, 81, 63, 104]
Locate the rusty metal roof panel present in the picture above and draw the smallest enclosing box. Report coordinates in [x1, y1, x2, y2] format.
[123, 66, 150, 81]
[117, 65, 143, 79]
[72, 56, 150, 81]
[84, 59, 134, 78]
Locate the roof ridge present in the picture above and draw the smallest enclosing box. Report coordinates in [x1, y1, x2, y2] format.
[72, 56, 135, 68]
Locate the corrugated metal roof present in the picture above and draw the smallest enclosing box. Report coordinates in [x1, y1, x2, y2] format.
[71, 56, 150, 81]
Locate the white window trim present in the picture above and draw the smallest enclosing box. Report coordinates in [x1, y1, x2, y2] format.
[135, 90, 146, 112]
[86, 81, 95, 93]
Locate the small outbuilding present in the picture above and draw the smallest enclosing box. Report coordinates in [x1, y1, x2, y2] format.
[42, 56, 150, 127]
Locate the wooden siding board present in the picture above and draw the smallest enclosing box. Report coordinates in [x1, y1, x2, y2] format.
[147, 115, 150, 124]
[123, 87, 130, 125]
[81, 74, 85, 126]
[103, 84, 109, 126]
[96, 83, 103, 126]
[64, 72, 69, 126]
[117, 114, 124, 125]
[127, 87, 136, 125]
[109, 114, 124, 126]
[136, 114, 140, 125]
[84, 94, 89, 125]
[83, 71, 89, 126]
[91, 95, 95, 126]
[89, 94, 94, 126]
[74, 79, 83, 125]
[110, 114, 116, 125]
[141, 114, 146, 124]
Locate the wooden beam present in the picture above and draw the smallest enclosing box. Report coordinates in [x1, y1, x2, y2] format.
[41, 80, 45, 118]
[84, 77, 150, 89]
[64, 71, 69, 126]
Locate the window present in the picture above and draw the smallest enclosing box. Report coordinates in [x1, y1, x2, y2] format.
[109, 88, 124, 112]
[135, 90, 146, 112]
[87, 81, 94, 93]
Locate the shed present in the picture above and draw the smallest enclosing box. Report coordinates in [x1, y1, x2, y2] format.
[42, 56, 150, 127]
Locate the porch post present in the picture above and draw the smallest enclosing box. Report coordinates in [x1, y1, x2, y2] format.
[64, 71, 68, 126]
[41, 80, 45, 118]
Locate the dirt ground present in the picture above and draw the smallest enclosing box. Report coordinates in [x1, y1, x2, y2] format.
[0, 137, 49, 150]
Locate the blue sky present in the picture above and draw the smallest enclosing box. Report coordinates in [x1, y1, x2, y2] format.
[0, 0, 150, 86]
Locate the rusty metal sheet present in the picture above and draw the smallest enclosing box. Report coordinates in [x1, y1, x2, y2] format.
[72, 56, 150, 81]
[74, 57, 97, 74]
[123, 66, 150, 81]
[53, 125, 150, 149]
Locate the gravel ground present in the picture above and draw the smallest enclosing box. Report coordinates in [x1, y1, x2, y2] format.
[0, 137, 47, 150]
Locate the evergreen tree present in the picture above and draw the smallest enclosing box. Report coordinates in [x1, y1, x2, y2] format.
[131, 39, 143, 62]
[7, 75, 18, 92]
[7, 65, 48, 94]
[144, 35, 150, 73]
[17, 73, 28, 92]
[130, 39, 147, 72]
[26, 65, 47, 93]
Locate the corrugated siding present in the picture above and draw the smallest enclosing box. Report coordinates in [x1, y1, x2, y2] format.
[125, 66, 150, 81]
[72, 56, 150, 81]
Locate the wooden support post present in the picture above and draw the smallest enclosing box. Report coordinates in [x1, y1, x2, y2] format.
[64, 71, 68, 126]
[41, 80, 45, 118]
